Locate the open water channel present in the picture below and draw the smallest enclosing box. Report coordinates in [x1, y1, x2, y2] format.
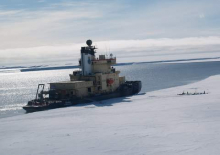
[0, 61, 220, 118]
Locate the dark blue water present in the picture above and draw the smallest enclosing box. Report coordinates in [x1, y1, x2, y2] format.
[0, 61, 220, 118]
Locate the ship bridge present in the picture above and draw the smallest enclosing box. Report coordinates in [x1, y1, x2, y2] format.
[69, 40, 125, 94]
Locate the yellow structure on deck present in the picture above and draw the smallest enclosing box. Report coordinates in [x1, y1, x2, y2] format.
[49, 40, 125, 98]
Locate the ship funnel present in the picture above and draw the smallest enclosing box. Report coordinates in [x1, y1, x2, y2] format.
[81, 40, 95, 75]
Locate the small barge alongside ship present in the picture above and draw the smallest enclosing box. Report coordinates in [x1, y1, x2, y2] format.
[23, 40, 142, 112]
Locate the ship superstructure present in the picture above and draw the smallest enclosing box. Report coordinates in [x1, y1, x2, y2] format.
[23, 40, 141, 112]
[50, 40, 125, 99]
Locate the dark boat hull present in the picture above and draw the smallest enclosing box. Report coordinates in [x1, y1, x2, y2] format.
[23, 102, 72, 112]
[23, 81, 142, 113]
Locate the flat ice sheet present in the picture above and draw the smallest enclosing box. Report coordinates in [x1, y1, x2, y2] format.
[1, 75, 220, 155]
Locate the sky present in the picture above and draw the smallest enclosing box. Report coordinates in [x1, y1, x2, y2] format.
[1, 0, 220, 66]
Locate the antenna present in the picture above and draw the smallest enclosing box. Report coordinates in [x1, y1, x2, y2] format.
[105, 44, 107, 53]
[109, 44, 111, 53]
[95, 43, 98, 49]
[108, 41, 110, 53]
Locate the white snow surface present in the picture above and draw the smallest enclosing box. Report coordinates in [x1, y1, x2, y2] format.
[1, 75, 220, 155]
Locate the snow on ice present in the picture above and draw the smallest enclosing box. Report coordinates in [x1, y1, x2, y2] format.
[0, 75, 220, 155]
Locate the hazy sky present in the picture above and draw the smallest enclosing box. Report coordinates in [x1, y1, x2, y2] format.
[1, 0, 220, 66]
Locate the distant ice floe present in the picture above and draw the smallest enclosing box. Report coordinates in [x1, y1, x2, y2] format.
[0, 56, 220, 73]
[0, 69, 20, 73]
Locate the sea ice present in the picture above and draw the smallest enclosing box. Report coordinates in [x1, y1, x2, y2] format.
[0, 75, 220, 155]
